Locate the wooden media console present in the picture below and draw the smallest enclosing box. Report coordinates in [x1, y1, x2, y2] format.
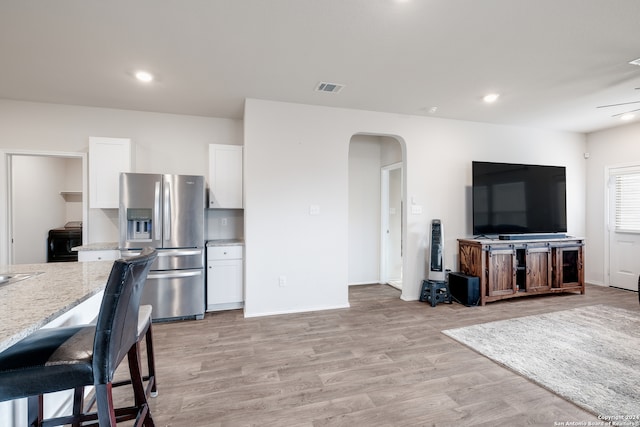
[457, 237, 584, 306]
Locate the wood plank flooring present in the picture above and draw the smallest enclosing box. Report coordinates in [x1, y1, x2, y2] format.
[113, 284, 640, 426]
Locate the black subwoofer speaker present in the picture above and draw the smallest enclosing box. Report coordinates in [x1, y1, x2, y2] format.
[448, 272, 480, 306]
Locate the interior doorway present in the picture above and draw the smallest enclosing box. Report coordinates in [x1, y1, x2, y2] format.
[347, 134, 404, 290]
[2, 150, 87, 265]
[381, 163, 403, 289]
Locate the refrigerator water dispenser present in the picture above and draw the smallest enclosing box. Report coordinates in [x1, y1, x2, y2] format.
[126, 208, 153, 241]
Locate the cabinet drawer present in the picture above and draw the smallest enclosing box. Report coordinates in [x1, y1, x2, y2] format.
[78, 250, 121, 262]
[207, 245, 243, 260]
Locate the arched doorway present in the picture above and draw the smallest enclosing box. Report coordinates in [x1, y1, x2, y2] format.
[348, 133, 405, 291]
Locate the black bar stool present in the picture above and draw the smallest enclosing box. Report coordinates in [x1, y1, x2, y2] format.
[0, 248, 157, 427]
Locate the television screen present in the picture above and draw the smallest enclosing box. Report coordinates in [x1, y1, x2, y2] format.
[472, 161, 567, 236]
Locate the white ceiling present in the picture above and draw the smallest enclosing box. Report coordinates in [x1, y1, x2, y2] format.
[2, 0, 640, 133]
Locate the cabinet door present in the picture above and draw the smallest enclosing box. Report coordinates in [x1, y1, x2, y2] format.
[486, 247, 517, 296]
[89, 137, 132, 208]
[553, 246, 584, 289]
[207, 259, 243, 308]
[525, 246, 552, 292]
[209, 144, 243, 209]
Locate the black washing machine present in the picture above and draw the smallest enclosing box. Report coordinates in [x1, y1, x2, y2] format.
[47, 222, 82, 262]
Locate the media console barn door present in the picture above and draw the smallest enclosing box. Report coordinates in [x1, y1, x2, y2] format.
[523, 244, 552, 292]
[553, 243, 584, 290]
[458, 237, 584, 305]
[486, 246, 517, 297]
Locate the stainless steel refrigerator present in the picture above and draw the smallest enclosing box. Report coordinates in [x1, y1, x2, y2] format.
[119, 173, 205, 321]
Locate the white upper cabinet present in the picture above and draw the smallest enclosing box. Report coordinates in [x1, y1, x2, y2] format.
[209, 144, 243, 209]
[89, 137, 132, 208]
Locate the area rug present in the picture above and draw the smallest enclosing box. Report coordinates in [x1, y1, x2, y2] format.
[442, 305, 640, 421]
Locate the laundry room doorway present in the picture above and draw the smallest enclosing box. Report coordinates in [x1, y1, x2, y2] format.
[2, 150, 87, 265]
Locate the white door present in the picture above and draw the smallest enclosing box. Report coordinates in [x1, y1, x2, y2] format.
[381, 163, 403, 288]
[608, 165, 640, 291]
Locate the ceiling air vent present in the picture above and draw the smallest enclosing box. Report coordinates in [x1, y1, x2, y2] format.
[315, 81, 345, 93]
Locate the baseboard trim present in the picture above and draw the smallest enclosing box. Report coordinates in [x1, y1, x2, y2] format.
[244, 302, 351, 318]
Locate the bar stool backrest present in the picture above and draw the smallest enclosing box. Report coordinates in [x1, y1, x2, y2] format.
[92, 247, 157, 385]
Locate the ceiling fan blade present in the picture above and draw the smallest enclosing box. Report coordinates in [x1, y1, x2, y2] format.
[597, 100, 640, 108]
[611, 108, 640, 117]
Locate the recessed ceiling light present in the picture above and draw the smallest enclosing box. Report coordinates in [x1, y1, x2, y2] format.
[135, 70, 154, 83]
[483, 93, 500, 103]
[629, 58, 640, 66]
[620, 113, 635, 121]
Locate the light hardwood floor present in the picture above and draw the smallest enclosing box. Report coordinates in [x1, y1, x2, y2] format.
[115, 284, 639, 426]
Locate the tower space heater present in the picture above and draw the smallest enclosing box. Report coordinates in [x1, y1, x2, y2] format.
[428, 219, 444, 282]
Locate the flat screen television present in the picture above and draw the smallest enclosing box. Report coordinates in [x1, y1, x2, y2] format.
[472, 161, 567, 236]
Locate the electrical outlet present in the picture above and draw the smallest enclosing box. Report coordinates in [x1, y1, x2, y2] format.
[221, 218, 228, 226]
[279, 276, 287, 287]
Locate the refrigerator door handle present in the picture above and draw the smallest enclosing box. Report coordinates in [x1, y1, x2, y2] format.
[164, 180, 171, 241]
[121, 249, 202, 258]
[158, 249, 203, 257]
[147, 270, 202, 280]
[154, 181, 162, 241]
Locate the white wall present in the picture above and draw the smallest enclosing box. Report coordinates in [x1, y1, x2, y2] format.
[585, 121, 640, 286]
[244, 98, 587, 317]
[0, 99, 243, 254]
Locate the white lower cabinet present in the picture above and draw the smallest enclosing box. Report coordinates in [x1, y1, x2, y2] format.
[207, 245, 243, 311]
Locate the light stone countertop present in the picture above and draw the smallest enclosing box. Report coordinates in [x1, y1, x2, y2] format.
[0, 260, 113, 353]
[72, 242, 119, 251]
[206, 239, 244, 247]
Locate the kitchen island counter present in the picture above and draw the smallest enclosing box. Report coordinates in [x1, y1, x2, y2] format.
[0, 260, 112, 352]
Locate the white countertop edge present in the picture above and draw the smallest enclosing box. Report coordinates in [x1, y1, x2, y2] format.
[206, 239, 244, 246]
[72, 242, 119, 251]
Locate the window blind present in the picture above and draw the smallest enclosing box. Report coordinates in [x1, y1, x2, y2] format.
[614, 170, 640, 232]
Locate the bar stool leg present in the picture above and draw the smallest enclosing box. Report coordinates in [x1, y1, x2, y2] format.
[71, 386, 84, 427]
[27, 395, 42, 427]
[95, 383, 117, 427]
[145, 325, 158, 397]
[127, 343, 154, 426]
